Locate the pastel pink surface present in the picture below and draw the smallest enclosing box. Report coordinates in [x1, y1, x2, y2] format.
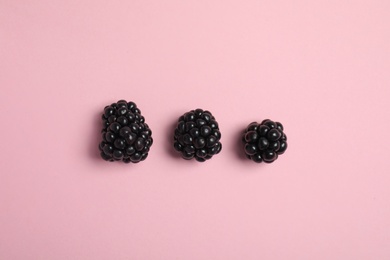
[1, 0, 390, 259]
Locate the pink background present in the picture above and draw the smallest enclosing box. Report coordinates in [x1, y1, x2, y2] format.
[1, 0, 390, 259]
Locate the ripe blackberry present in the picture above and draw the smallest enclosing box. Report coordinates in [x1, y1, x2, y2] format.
[173, 109, 222, 162]
[98, 100, 153, 163]
[242, 119, 287, 163]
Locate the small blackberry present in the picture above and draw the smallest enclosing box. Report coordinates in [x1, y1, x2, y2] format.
[173, 109, 222, 162]
[242, 119, 287, 163]
[99, 100, 153, 163]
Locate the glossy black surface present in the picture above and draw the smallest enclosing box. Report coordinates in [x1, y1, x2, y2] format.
[173, 109, 222, 162]
[99, 100, 153, 163]
[242, 119, 287, 163]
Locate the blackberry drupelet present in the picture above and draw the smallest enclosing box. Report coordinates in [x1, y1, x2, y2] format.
[99, 100, 153, 163]
[242, 119, 287, 163]
[173, 109, 222, 162]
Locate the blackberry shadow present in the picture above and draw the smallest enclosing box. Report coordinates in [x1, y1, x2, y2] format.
[165, 117, 183, 159]
[234, 125, 248, 161]
[89, 109, 103, 160]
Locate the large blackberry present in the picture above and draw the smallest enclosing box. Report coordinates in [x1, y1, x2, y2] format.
[173, 109, 222, 162]
[242, 119, 287, 163]
[98, 100, 153, 163]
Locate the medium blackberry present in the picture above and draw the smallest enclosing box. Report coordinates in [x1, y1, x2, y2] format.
[242, 119, 287, 163]
[173, 109, 222, 162]
[98, 100, 153, 163]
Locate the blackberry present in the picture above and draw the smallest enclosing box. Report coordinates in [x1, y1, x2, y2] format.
[173, 109, 222, 162]
[98, 100, 153, 163]
[242, 119, 287, 163]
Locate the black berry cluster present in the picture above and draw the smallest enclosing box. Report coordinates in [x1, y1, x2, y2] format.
[99, 100, 153, 163]
[242, 119, 287, 163]
[174, 109, 222, 162]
